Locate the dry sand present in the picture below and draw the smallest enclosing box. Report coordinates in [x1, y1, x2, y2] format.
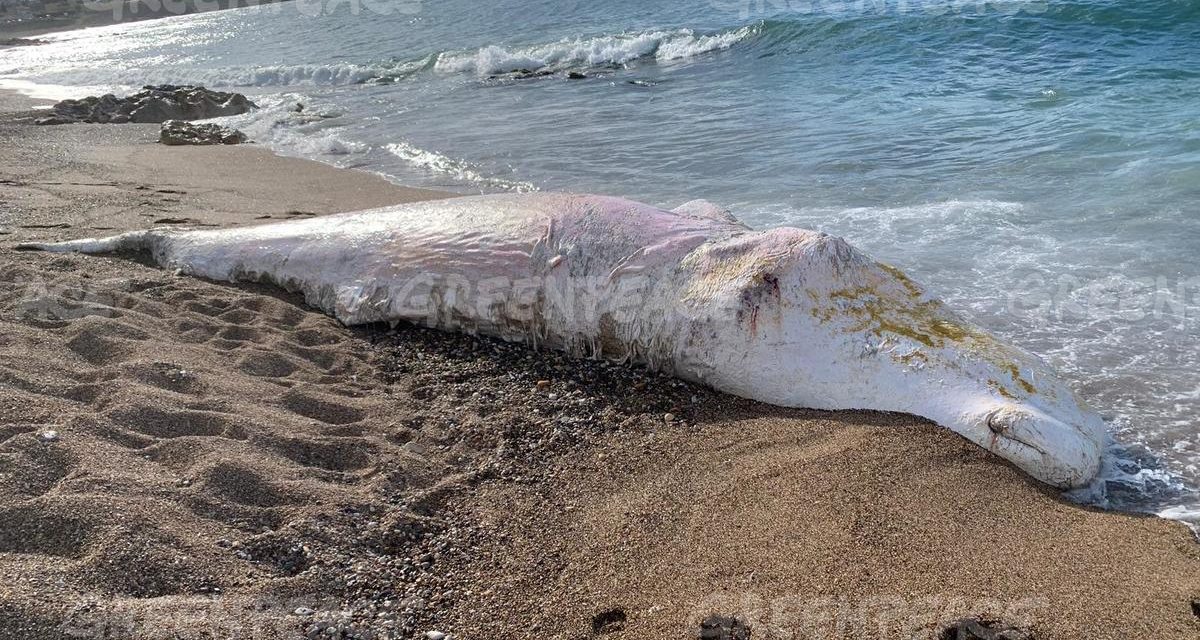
[0, 89, 1197, 640]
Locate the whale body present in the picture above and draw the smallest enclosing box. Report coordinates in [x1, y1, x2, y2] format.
[19, 193, 1104, 488]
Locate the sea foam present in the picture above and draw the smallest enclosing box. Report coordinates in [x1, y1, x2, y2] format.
[385, 142, 537, 192]
[216, 94, 368, 157]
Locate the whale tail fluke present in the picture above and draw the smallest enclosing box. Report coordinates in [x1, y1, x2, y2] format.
[16, 230, 157, 255]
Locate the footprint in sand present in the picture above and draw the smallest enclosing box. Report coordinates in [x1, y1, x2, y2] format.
[193, 459, 300, 508]
[106, 405, 234, 439]
[64, 317, 150, 365]
[0, 502, 96, 558]
[280, 388, 365, 425]
[258, 433, 374, 473]
[236, 350, 302, 378]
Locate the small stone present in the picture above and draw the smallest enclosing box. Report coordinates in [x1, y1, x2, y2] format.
[536, 380, 551, 391]
[425, 632, 447, 640]
[160, 119, 248, 146]
[34, 115, 75, 126]
[38, 430, 59, 443]
[294, 607, 315, 616]
[698, 615, 750, 640]
[591, 608, 626, 634]
[663, 413, 676, 423]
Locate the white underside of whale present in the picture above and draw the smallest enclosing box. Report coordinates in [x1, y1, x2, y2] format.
[19, 193, 1105, 488]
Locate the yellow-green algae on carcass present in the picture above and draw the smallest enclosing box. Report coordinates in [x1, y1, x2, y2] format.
[815, 261, 1040, 398]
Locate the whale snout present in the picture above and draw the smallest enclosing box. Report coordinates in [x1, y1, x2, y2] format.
[981, 404, 1104, 489]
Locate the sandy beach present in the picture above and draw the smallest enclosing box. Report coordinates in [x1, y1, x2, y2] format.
[0, 88, 1197, 639]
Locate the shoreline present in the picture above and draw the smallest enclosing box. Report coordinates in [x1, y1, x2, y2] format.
[0, 89, 1197, 638]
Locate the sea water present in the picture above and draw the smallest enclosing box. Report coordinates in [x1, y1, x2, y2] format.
[2, 0, 1197, 525]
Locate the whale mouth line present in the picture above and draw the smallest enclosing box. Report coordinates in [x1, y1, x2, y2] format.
[989, 432, 1030, 456]
[999, 432, 1049, 457]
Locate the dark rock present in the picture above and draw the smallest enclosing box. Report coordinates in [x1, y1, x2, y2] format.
[0, 38, 45, 48]
[591, 608, 626, 634]
[34, 115, 76, 126]
[491, 68, 557, 80]
[567, 71, 587, 80]
[698, 615, 750, 640]
[159, 120, 248, 146]
[36, 85, 256, 126]
[939, 618, 1032, 640]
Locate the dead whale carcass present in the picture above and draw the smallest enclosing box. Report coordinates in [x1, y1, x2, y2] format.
[19, 193, 1105, 487]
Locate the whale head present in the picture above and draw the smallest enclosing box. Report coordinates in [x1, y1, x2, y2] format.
[676, 228, 1105, 489]
[968, 402, 1105, 488]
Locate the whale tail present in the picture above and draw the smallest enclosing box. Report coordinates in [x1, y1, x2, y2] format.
[16, 230, 158, 255]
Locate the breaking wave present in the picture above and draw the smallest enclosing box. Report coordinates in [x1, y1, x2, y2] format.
[204, 60, 428, 87]
[433, 25, 758, 76]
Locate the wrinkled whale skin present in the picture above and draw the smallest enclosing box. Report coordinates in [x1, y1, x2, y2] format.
[20, 193, 1105, 488]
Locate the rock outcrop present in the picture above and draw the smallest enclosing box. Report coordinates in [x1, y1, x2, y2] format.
[35, 85, 255, 125]
[158, 120, 248, 146]
[0, 38, 46, 48]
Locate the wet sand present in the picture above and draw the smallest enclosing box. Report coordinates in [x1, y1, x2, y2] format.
[0, 89, 1197, 639]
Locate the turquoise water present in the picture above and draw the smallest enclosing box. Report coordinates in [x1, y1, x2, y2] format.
[2, 0, 1198, 523]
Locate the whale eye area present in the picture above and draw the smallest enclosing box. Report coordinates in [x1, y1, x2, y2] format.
[987, 412, 1008, 435]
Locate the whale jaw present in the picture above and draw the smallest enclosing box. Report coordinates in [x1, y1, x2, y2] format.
[933, 401, 1101, 489]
